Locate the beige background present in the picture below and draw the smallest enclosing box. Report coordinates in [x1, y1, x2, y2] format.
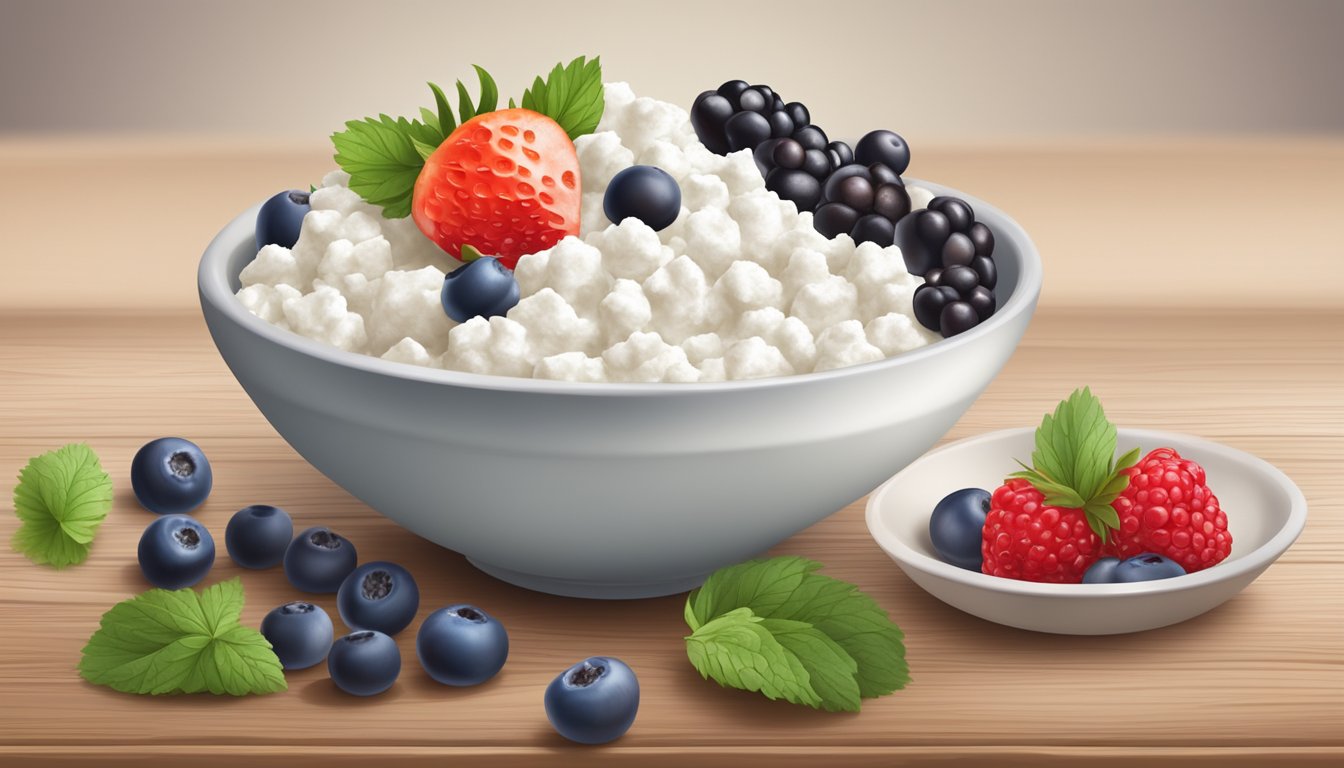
[0, 0, 1340, 312]
[3, 0, 1343, 140]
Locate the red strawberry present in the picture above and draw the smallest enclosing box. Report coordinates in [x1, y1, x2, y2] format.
[982, 478, 1103, 582]
[981, 388, 1141, 583]
[1110, 447, 1231, 573]
[412, 108, 580, 269]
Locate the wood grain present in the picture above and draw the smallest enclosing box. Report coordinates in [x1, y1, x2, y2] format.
[0, 307, 1340, 765]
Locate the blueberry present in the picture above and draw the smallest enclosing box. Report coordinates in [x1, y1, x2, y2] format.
[337, 561, 420, 636]
[416, 605, 509, 686]
[440, 256, 520, 323]
[224, 504, 293, 569]
[724, 111, 771, 152]
[130, 437, 213, 515]
[854, 130, 911, 175]
[137, 514, 215, 589]
[1114, 553, 1187, 583]
[256, 190, 310, 251]
[1082, 557, 1122, 584]
[928, 488, 991, 571]
[284, 526, 358, 593]
[328, 630, 400, 696]
[603, 165, 682, 232]
[544, 657, 640, 745]
[850, 214, 895, 247]
[766, 168, 822, 212]
[813, 202, 859, 239]
[261, 601, 334, 669]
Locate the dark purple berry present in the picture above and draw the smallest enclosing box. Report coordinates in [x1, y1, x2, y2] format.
[792, 125, 828, 150]
[813, 202, 859, 239]
[940, 302, 979, 336]
[690, 91, 733, 154]
[850, 214, 895, 247]
[941, 232, 976, 267]
[924, 267, 944, 286]
[716, 79, 750, 106]
[766, 168, 822, 212]
[736, 87, 769, 115]
[724, 111, 771, 152]
[783, 102, 809, 127]
[942, 264, 980, 295]
[854, 130, 911, 175]
[822, 164, 871, 202]
[868, 162, 902, 187]
[872, 183, 911, 222]
[912, 284, 949, 330]
[971, 255, 997, 289]
[768, 110, 795, 138]
[827, 141, 854, 166]
[968, 285, 996, 320]
[751, 84, 775, 107]
[968, 221, 995, 256]
[832, 175, 874, 212]
[917, 210, 951, 244]
[771, 94, 785, 112]
[753, 139, 780, 176]
[771, 138, 805, 170]
[801, 148, 830, 178]
[824, 149, 843, 171]
[929, 196, 974, 232]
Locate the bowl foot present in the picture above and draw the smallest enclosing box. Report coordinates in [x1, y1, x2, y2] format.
[466, 558, 711, 600]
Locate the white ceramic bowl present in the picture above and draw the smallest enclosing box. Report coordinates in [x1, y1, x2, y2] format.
[866, 427, 1307, 634]
[199, 180, 1041, 599]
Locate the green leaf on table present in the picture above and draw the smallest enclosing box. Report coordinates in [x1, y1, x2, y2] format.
[11, 443, 113, 568]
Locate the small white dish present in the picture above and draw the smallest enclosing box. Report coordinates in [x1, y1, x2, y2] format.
[866, 427, 1307, 634]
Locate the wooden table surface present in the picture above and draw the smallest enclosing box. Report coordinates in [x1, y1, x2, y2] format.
[0, 140, 1341, 766]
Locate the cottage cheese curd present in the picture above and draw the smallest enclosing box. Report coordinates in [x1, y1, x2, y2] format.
[236, 83, 940, 382]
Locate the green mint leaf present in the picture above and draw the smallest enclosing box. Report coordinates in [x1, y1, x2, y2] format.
[78, 577, 286, 696]
[11, 443, 113, 568]
[759, 618, 861, 712]
[519, 55, 604, 140]
[331, 114, 443, 218]
[686, 556, 821, 629]
[685, 607, 822, 709]
[764, 573, 910, 698]
[684, 556, 908, 707]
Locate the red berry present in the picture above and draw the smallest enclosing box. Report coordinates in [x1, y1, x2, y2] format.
[981, 478, 1103, 583]
[1110, 447, 1231, 572]
[411, 109, 580, 269]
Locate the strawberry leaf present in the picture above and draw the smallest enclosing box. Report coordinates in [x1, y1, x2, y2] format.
[520, 56, 604, 140]
[427, 82, 455, 136]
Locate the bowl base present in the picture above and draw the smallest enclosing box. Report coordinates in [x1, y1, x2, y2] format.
[467, 558, 710, 600]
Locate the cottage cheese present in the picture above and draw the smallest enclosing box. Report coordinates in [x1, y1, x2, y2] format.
[236, 83, 940, 382]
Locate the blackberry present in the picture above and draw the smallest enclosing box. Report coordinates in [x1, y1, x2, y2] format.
[691, 79, 840, 213]
[902, 197, 1000, 336]
[812, 163, 911, 247]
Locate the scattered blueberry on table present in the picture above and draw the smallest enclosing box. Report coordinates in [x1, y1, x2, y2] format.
[337, 561, 421, 636]
[137, 514, 215, 589]
[283, 526, 359, 593]
[544, 656, 640, 744]
[130, 437, 213, 515]
[328, 630, 401, 696]
[261, 601, 334, 670]
[416, 604, 510, 686]
[225, 504, 294, 569]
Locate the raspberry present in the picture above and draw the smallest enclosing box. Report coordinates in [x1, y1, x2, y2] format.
[1110, 448, 1231, 573]
[981, 479, 1103, 583]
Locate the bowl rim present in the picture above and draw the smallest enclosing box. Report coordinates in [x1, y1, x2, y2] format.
[865, 426, 1308, 597]
[199, 178, 1042, 397]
